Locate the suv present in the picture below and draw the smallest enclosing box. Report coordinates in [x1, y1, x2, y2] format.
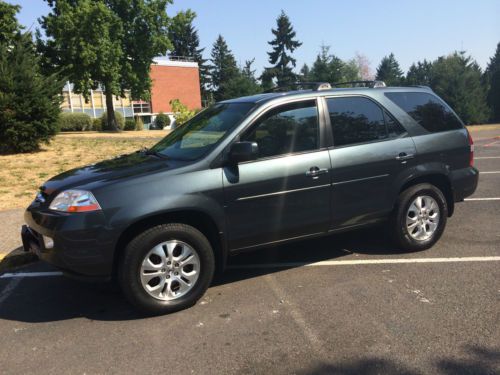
[22, 82, 478, 314]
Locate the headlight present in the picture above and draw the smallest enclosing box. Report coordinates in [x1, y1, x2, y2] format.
[49, 190, 101, 212]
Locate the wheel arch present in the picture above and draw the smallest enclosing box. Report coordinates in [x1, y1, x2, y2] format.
[397, 173, 454, 217]
[112, 209, 227, 279]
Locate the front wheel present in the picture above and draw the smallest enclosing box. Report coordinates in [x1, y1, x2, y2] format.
[119, 223, 215, 315]
[391, 183, 448, 251]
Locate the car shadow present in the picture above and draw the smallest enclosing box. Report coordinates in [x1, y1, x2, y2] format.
[0, 225, 422, 323]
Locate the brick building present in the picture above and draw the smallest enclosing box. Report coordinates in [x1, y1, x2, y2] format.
[61, 58, 202, 128]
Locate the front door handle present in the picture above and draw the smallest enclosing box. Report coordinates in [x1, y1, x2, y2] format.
[395, 152, 415, 161]
[306, 167, 329, 178]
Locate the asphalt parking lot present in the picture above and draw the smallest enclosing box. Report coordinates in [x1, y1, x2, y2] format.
[0, 130, 499, 374]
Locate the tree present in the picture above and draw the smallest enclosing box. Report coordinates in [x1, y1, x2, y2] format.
[308, 45, 357, 84]
[406, 60, 433, 86]
[355, 52, 374, 80]
[265, 10, 302, 87]
[209, 34, 239, 101]
[0, 34, 63, 153]
[299, 64, 310, 82]
[224, 59, 262, 98]
[40, 0, 172, 131]
[0, 1, 23, 44]
[168, 10, 210, 102]
[485, 42, 500, 122]
[431, 52, 489, 124]
[376, 53, 404, 86]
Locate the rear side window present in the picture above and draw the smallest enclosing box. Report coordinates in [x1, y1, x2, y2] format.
[327, 97, 388, 147]
[385, 92, 463, 132]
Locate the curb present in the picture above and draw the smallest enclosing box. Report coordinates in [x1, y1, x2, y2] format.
[0, 248, 38, 273]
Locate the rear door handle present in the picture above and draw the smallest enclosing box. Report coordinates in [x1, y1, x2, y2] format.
[395, 152, 415, 161]
[306, 167, 329, 178]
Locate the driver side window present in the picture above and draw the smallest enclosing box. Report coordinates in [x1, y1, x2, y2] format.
[241, 100, 319, 159]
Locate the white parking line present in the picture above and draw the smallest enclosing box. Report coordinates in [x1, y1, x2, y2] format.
[464, 197, 500, 201]
[475, 156, 500, 159]
[228, 256, 500, 269]
[480, 171, 500, 174]
[0, 271, 63, 279]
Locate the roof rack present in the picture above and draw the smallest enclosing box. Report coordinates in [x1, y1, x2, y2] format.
[331, 80, 386, 88]
[264, 82, 332, 93]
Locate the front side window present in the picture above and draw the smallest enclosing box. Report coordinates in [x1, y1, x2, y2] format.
[150, 102, 255, 160]
[385, 92, 463, 132]
[242, 100, 319, 159]
[327, 97, 387, 147]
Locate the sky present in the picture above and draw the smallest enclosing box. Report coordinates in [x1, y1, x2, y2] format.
[8, 0, 500, 76]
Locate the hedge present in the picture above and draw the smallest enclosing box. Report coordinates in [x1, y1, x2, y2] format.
[58, 112, 93, 131]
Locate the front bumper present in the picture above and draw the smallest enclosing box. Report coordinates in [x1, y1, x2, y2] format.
[22, 206, 117, 280]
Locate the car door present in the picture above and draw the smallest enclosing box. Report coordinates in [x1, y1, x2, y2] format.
[223, 99, 331, 251]
[324, 96, 417, 229]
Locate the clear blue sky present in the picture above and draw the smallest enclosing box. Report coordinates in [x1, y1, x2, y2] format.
[8, 0, 500, 75]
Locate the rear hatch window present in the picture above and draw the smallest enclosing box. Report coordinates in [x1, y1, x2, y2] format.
[385, 92, 463, 132]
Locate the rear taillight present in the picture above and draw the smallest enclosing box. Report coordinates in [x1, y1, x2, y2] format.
[467, 130, 474, 167]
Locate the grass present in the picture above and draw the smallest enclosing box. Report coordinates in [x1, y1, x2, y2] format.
[0, 131, 168, 211]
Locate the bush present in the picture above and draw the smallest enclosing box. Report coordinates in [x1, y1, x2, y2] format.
[170, 99, 195, 127]
[0, 34, 63, 153]
[124, 119, 136, 131]
[154, 112, 170, 129]
[92, 117, 102, 131]
[100, 111, 124, 131]
[58, 112, 92, 131]
[135, 116, 144, 131]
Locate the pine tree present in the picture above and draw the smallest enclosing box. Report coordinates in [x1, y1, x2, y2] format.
[209, 35, 239, 101]
[309, 45, 354, 84]
[406, 60, 433, 86]
[376, 53, 404, 86]
[485, 42, 500, 122]
[168, 10, 210, 103]
[431, 52, 489, 124]
[0, 1, 23, 44]
[224, 59, 262, 98]
[265, 10, 302, 87]
[299, 64, 310, 82]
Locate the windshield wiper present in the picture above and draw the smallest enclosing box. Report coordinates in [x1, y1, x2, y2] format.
[139, 147, 169, 159]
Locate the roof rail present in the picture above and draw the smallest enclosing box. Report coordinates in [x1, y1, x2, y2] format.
[331, 80, 386, 88]
[264, 82, 332, 93]
[409, 85, 432, 90]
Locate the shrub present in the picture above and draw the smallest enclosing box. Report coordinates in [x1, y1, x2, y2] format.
[135, 116, 144, 131]
[0, 34, 63, 153]
[92, 117, 102, 131]
[124, 119, 136, 131]
[100, 111, 124, 131]
[154, 112, 170, 129]
[170, 99, 195, 127]
[58, 112, 92, 131]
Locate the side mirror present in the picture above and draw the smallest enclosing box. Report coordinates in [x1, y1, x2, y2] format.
[228, 141, 259, 164]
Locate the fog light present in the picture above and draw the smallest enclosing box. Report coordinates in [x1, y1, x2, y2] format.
[43, 235, 54, 249]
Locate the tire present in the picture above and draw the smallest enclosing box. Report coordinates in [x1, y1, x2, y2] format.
[391, 183, 448, 251]
[119, 223, 215, 315]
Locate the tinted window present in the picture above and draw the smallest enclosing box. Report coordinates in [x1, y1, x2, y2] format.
[385, 92, 463, 132]
[151, 103, 254, 160]
[385, 110, 406, 137]
[242, 101, 319, 159]
[327, 97, 387, 146]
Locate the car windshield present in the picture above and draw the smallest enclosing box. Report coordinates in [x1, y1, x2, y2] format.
[149, 102, 255, 161]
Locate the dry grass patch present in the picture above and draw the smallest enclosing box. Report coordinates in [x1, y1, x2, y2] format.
[0, 132, 167, 210]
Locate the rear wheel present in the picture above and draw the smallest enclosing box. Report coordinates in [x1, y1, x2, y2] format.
[119, 223, 215, 315]
[391, 183, 448, 251]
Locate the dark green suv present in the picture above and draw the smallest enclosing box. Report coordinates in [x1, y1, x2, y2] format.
[22, 81, 478, 314]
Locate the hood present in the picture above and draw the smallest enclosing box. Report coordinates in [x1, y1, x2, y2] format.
[40, 152, 183, 196]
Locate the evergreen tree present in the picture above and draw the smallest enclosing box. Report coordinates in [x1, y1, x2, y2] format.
[0, 1, 23, 44]
[299, 64, 310, 82]
[0, 33, 63, 153]
[265, 10, 302, 86]
[224, 59, 262, 99]
[40, 0, 172, 131]
[209, 34, 238, 101]
[309, 45, 357, 84]
[485, 42, 500, 122]
[406, 60, 433, 86]
[376, 53, 404, 85]
[168, 10, 210, 102]
[431, 52, 489, 124]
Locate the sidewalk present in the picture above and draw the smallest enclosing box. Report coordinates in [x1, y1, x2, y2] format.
[0, 208, 37, 272]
